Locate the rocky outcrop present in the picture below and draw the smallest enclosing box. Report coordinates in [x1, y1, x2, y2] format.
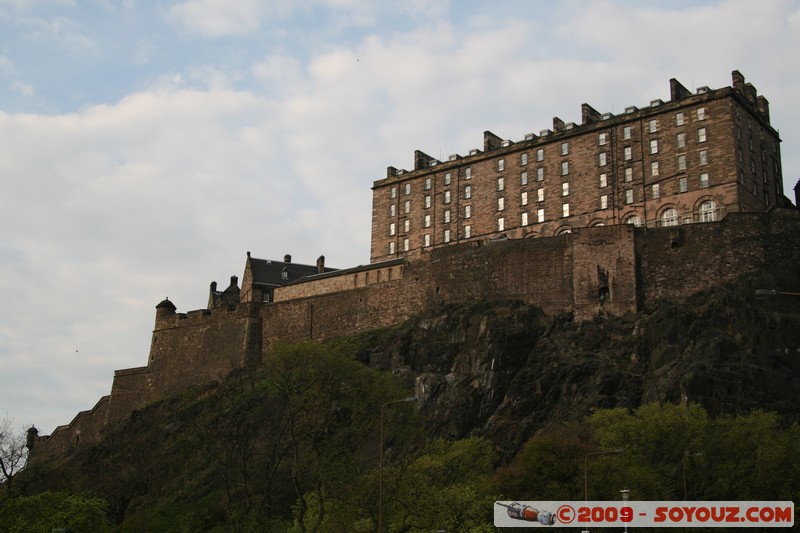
[359, 263, 800, 458]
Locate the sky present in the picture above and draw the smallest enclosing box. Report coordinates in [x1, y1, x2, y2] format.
[1, 0, 799, 435]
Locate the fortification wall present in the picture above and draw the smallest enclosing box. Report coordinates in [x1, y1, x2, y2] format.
[32, 210, 800, 463]
[274, 263, 405, 301]
[261, 225, 640, 354]
[636, 209, 800, 303]
[31, 396, 110, 460]
[149, 302, 262, 394]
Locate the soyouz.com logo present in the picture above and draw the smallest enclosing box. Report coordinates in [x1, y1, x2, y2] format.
[494, 501, 794, 527]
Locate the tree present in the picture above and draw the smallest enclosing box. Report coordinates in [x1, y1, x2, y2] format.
[0, 491, 112, 532]
[0, 417, 29, 494]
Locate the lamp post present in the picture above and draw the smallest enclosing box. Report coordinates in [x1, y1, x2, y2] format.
[682, 451, 703, 500]
[620, 489, 630, 533]
[584, 448, 625, 502]
[582, 448, 624, 533]
[378, 396, 417, 533]
[755, 289, 800, 299]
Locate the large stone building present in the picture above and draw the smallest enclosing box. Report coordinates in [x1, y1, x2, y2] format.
[370, 71, 785, 262]
[29, 70, 799, 461]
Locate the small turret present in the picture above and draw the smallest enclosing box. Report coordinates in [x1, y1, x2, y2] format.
[155, 297, 176, 328]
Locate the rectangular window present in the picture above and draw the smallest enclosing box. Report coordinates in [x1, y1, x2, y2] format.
[677, 154, 687, 171]
[699, 150, 708, 165]
[465, 167, 472, 179]
[562, 182, 569, 196]
[424, 234, 431, 247]
[443, 229, 451, 243]
[598, 132, 608, 145]
[651, 161, 659, 176]
[561, 161, 569, 176]
[623, 125, 632, 140]
[424, 177, 432, 190]
[520, 171, 528, 185]
[463, 205, 471, 219]
[521, 212, 529, 226]
[403, 238, 409, 252]
[389, 204, 396, 217]
[624, 146, 632, 161]
[390, 186, 397, 198]
[423, 214, 431, 228]
[497, 217, 505, 231]
[537, 188, 544, 202]
[650, 139, 659, 154]
[625, 168, 633, 182]
[600, 194, 608, 209]
[536, 167, 544, 181]
[599, 152, 607, 166]
[497, 158, 505, 171]
[424, 195, 431, 209]
[389, 241, 395, 254]
[464, 225, 471, 238]
[537, 208, 545, 223]
[696, 107, 706, 121]
[444, 190, 451, 204]
[497, 197, 505, 211]
[599, 173, 608, 188]
[521, 191, 528, 206]
[521, 153, 528, 165]
[649, 119, 658, 133]
[464, 185, 471, 199]
[536, 148, 544, 161]
[404, 200, 411, 214]
[676, 112, 685, 126]
[699, 172, 709, 188]
[562, 203, 570, 217]
[403, 219, 409, 233]
[404, 183, 411, 195]
[625, 189, 633, 204]
[444, 172, 451, 185]
[444, 209, 450, 223]
[561, 142, 569, 156]
[652, 183, 660, 198]
[497, 177, 504, 191]
[698, 127, 707, 143]
[679, 177, 688, 192]
[389, 222, 396, 236]
[677, 132, 686, 148]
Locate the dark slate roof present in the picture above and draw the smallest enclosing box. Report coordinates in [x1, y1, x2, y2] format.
[249, 258, 338, 288]
[284, 257, 405, 285]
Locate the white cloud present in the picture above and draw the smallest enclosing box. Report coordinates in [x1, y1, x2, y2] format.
[10, 80, 34, 96]
[165, 0, 281, 37]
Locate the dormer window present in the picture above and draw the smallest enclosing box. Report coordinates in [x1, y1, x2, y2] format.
[281, 267, 288, 280]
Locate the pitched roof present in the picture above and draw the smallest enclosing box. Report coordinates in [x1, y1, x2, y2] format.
[248, 257, 338, 288]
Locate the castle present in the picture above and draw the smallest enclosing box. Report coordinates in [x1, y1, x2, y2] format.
[29, 71, 800, 460]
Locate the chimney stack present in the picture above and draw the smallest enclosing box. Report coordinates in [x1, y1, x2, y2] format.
[316, 255, 325, 273]
[284, 254, 292, 263]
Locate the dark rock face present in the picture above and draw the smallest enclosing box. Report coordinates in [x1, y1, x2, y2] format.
[360, 267, 800, 459]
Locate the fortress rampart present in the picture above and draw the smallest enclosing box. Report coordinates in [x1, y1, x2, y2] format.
[30, 209, 800, 460]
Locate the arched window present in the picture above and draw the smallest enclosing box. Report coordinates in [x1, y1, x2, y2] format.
[661, 208, 679, 227]
[625, 215, 643, 227]
[699, 200, 717, 222]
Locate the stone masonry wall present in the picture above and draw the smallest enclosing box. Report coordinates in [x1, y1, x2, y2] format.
[31, 210, 799, 462]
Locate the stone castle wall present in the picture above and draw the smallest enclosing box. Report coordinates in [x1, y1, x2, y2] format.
[31, 209, 800, 460]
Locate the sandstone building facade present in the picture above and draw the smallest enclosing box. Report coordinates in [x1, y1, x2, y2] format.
[370, 71, 785, 262]
[29, 71, 798, 460]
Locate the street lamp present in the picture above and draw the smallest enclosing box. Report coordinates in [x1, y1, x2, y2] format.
[378, 396, 417, 533]
[582, 448, 624, 533]
[755, 289, 800, 299]
[584, 448, 625, 501]
[682, 451, 703, 500]
[620, 489, 630, 533]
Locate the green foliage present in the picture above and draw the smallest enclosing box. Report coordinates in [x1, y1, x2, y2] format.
[385, 437, 499, 532]
[0, 491, 112, 532]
